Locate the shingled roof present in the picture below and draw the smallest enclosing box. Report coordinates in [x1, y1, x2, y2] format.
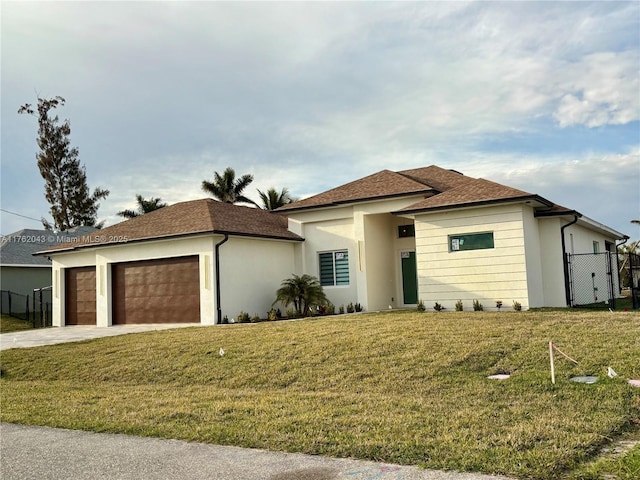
[1, 226, 97, 266]
[396, 178, 555, 213]
[276, 169, 439, 212]
[278, 165, 571, 215]
[38, 199, 303, 255]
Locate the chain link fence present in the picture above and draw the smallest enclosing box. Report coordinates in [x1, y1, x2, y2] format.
[567, 252, 619, 309]
[567, 252, 640, 309]
[0, 290, 31, 321]
[1, 289, 52, 327]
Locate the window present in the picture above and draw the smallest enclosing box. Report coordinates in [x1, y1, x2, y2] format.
[593, 241, 600, 254]
[319, 250, 349, 286]
[398, 224, 415, 238]
[449, 232, 494, 252]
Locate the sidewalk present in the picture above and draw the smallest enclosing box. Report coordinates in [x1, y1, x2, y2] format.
[1, 423, 510, 480]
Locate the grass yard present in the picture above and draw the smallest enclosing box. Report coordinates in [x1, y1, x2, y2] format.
[0, 314, 34, 333]
[1, 310, 639, 479]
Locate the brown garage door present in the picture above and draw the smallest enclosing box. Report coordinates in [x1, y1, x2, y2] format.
[65, 267, 97, 325]
[112, 256, 200, 324]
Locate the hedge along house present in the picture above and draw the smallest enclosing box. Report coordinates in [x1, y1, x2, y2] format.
[39, 165, 625, 327]
[38, 199, 303, 326]
[277, 165, 625, 311]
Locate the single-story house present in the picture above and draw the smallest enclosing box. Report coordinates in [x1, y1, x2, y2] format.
[39, 165, 626, 326]
[1, 226, 97, 305]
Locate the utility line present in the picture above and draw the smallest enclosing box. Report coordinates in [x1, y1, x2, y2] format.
[0, 208, 42, 223]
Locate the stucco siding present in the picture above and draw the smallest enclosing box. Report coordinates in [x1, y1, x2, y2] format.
[414, 205, 530, 310]
[538, 217, 567, 307]
[219, 236, 296, 320]
[298, 217, 358, 309]
[522, 206, 544, 307]
[567, 222, 619, 254]
[362, 214, 396, 311]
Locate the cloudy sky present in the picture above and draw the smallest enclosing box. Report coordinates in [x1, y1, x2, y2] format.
[1, 1, 638, 238]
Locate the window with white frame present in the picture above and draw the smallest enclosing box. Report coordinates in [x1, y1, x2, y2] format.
[319, 250, 349, 286]
[593, 241, 600, 253]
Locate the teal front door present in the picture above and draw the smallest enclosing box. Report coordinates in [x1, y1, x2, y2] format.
[401, 251, 418, 304]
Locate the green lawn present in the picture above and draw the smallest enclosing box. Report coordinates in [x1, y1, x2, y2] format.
[0, 314, 34, 333]
[1, 310, 639, 479]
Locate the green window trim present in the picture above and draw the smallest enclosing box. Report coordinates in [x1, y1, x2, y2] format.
[319, 250, 350, 286]
[449, 232, 494, 252]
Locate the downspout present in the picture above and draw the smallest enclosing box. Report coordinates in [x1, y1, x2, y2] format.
[561, 215, 579, 307]
[214, 233, 229, 324]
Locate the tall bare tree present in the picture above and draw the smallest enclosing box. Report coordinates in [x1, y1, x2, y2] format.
[18, 96, 109, 230]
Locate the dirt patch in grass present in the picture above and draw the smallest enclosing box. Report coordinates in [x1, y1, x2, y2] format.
[1, 310, 639, 479]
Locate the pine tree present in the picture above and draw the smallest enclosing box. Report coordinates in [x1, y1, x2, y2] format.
[19, 96, 109, 230]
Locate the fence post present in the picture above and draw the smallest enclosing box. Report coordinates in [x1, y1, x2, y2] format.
[606, 253, 615, 310]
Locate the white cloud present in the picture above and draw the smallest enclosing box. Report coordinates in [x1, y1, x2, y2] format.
[553, 52, 640, 128]
[2, 1, 638, 237]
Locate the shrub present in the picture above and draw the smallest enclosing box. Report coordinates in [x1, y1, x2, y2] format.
[496, 300, 503, 310]
[433, 302, 444, 312]
[273, 274, 328, 317]
[250, 313, 261, 323]
[473, 300, 483, 311]
[326, 303, 335, 315]
[346, 302, 355, 313]
[417, 299, 426, 312]
[267, 309, 278, 321]
[339, 305, 345, 314]
[222, 315, 229, 324]
[237, 311, 250, 323]
[355, 302, 363, 312]
[285, 308, 297, 319]
[513, 300, 522, 311]
[455, 300, 463, 312]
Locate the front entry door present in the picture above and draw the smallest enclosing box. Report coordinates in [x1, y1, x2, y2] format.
[401, 251, 418, 304]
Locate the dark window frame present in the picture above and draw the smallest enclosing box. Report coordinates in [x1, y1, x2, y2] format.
[449, 232, 495, 252]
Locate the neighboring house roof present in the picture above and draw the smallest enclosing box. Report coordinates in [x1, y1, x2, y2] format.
[38, 199, 304, 255]
[1, 226, 97, 267]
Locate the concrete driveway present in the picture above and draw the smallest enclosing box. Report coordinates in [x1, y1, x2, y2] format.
[0, 323, 201, 350]
[0, 423, 510, 480]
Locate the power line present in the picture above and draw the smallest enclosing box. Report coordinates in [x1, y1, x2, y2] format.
[0, 208, 42, 223]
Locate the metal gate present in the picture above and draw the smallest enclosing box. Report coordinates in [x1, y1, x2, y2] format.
[567, 252, 619, 309]
[627, 251, 640, 309]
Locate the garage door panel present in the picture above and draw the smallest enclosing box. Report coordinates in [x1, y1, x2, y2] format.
[65, 267, 96, 326]
[112, 256, 200, 324]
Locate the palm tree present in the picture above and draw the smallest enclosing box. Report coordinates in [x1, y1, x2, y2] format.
[257, 187, 296, 211]
[117, 194, 167, 219]
[202, 167, 257, 206]
[273, 274, 328, 317]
